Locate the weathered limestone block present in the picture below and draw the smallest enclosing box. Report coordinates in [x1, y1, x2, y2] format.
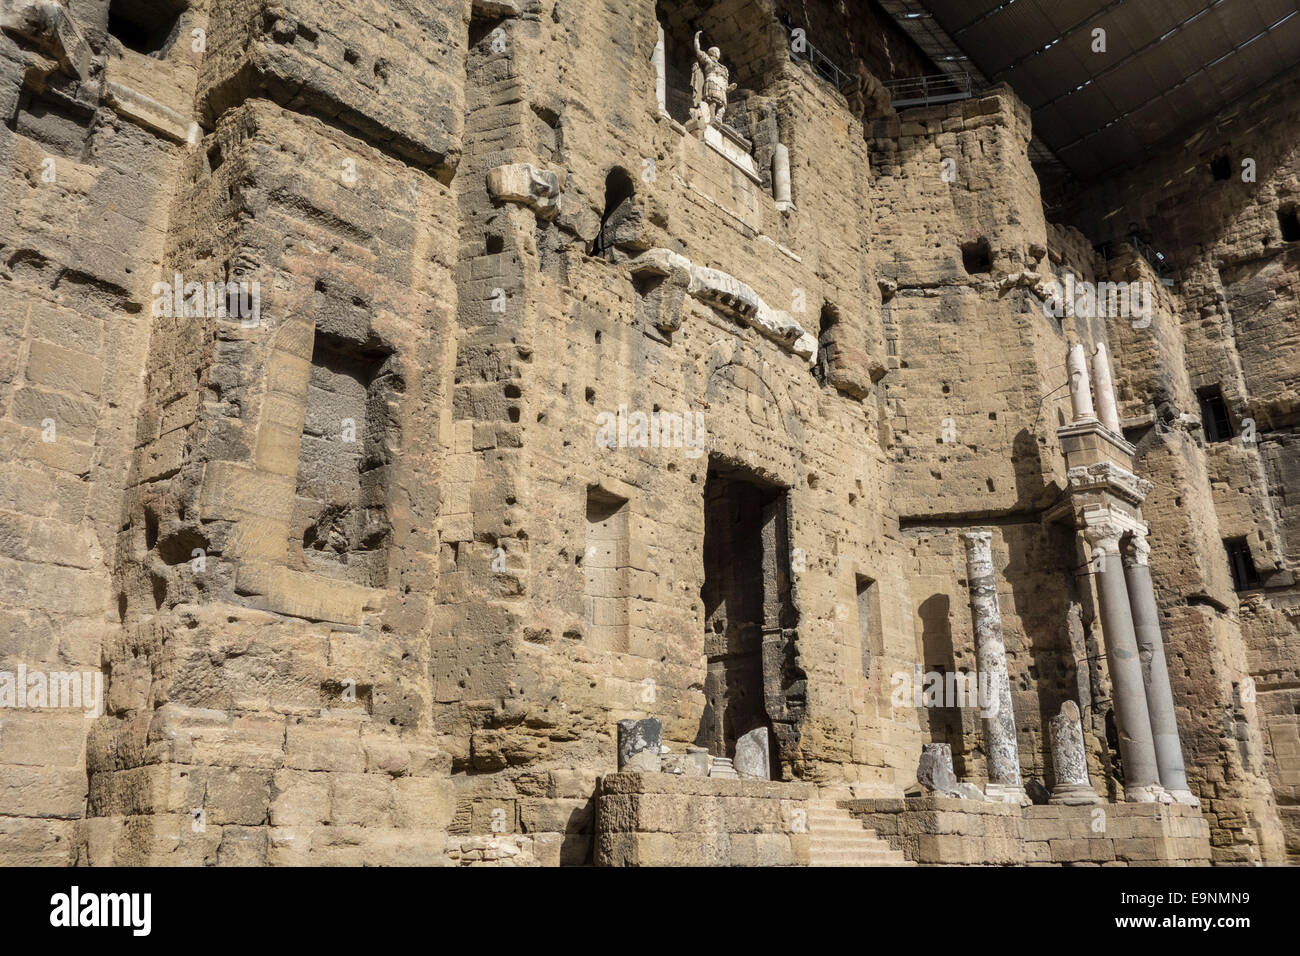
[0, 0, 91, 79]
[199, 0, 468, 174]
[103, 82, 200, 145]
[486, 163, 565, 220]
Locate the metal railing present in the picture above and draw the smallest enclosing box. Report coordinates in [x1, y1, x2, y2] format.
[1097, 236, 1171, 277]
[884, 72, 973, 108]
[785, 25, 850, 90]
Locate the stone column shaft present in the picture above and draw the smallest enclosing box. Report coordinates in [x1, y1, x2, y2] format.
[1049, 700, 1101, 805]
[653, 24, 667, 115]
[1092, 342, 1122, 433]
[772, 143, 792, 206]
[1067, 342, 1096, 422]
[1085, 524, 1164, 801]
[1124, 534, 1197, 804]
[961, 532, 1027, 803]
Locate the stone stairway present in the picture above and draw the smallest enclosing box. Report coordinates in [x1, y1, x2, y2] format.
[806, 800, 913, 866]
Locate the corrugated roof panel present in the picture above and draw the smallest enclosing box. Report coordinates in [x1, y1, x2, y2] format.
[900, 0, 1300, 179]
[959, 6, 1065, 75]
[924, 0, 1005, 31]
[1011, 43, 1100, 106]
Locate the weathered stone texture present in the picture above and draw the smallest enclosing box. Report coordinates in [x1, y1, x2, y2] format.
[0, 0, 1294, 867]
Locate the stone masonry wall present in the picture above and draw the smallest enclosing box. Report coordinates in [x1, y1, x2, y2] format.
[0, 0, 1296, 867]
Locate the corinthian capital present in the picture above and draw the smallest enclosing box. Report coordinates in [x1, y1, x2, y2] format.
[1123, 530, 1151, 567]
[1083, 521, 1124, 555]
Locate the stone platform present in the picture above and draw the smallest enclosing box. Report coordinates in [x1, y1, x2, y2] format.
[595, 772, 816, 866]
[843, 797, 1212, 866]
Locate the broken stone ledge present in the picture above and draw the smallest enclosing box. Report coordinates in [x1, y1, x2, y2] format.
[630, 248, 817, 364]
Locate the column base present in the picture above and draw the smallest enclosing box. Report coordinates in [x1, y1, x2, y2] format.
[985, 782, 1032, 807]
[1048, 783, 1103, 806]
[1124, 784, 1173, 804]
[1167, 788, 1200, 807]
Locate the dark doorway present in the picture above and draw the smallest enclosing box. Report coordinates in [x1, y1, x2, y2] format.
[1197, 385, 1233, 442]
[696, 461, 797, 768]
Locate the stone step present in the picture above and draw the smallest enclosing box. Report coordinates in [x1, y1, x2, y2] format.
[810, 848, 911, 867]
[804, 800, 914, 867]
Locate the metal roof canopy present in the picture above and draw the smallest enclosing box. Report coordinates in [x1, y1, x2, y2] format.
[881, 0, 1300, 182]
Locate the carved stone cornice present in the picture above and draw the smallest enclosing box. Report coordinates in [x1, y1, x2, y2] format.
[1066, 461, 1152, 507]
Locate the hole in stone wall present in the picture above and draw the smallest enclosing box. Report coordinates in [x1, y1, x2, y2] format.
[1210, 155, 1232, 181]
[1279, 205, 1300, 243]
[589, 167, 636, 261]
[961, 238, 992, 275]
[814, 303, 838, 387]
[485, 234, 504, 254]
[294, 332, 400, 587]
[1224, 537, 1260, 592]
[584, 487, 630, 653]
[1197, 385, 1233, 443]
[468, 16, 505, 51]
[856, 575, 880, 680]
[108, 0, 186, 56]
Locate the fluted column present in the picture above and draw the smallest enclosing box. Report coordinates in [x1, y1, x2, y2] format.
[1123, 532, 1198, 804]
[1084, 521, 1165, 801]
[961, 532, 1028, 804]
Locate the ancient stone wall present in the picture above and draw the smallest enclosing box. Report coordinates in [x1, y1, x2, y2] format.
[0, 0, 1295, 867]
[1061, 64, 1300, 863]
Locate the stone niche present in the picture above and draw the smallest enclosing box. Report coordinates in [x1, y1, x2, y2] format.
[292, 331, 402, 587]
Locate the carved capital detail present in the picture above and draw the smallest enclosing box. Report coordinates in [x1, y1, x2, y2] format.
[1083, 521, 1125, 555]
[1066, 461, 1153, 506]
[1123, 530, 1151, 567]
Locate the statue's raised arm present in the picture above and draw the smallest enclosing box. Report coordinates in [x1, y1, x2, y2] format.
[694, 31, 709, 65]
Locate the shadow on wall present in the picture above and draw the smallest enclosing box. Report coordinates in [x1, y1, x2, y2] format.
[1012, 427, 1057, 513]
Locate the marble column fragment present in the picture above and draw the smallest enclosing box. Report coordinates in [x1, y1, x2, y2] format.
[1049, 701, 1101, 805]
[734, 727, 770, 779]
[617, 718, 661, 772]
[1084, 522, 1165, 802]
[772, 143, 792, 207]
[1124, 532, 1198, 805]
[961, 532, 1028, 804]
[1092, 342, 1122, 433]
[1067, 342, 1096, 422]
[653, 24, 667, 115]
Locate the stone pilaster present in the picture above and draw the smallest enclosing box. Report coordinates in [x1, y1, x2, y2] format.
[1123, 532, 1198, 805]
[961, 532, 1029, 805]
